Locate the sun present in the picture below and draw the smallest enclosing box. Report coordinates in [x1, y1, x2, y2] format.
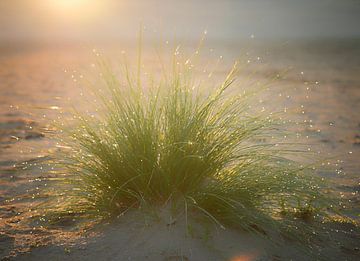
[48, 0, 91, 10]
[42, 0, 107, 23]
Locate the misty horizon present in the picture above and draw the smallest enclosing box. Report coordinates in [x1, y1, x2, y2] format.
[0, 0, 360, 44]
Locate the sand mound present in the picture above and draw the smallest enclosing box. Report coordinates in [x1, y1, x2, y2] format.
[12, 209, 283, 261]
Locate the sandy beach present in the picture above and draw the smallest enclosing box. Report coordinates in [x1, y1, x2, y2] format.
[0, 39, 359, 260]
[2, 0, 360, 259]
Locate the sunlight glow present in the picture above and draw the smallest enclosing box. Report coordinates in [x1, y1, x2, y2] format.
[42, 0, 108, 23]
[48, 0, 90, 9]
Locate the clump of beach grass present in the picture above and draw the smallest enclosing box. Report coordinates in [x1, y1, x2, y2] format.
[44, 37, 341, 248]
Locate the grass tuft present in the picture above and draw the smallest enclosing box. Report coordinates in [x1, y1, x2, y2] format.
[46, 41, 341, 247]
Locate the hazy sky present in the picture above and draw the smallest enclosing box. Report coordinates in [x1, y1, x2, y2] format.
[1, 0, 359, 43]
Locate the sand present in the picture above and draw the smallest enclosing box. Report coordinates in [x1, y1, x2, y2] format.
[0, 39, 359, 260]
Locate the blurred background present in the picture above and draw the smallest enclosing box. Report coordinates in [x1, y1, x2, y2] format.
[1, 0, 360, 43]
[0, 1, 359, 256]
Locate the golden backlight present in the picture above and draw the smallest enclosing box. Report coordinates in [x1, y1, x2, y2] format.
[41, 0, 109, 23]
[48, 0, 91, 9]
